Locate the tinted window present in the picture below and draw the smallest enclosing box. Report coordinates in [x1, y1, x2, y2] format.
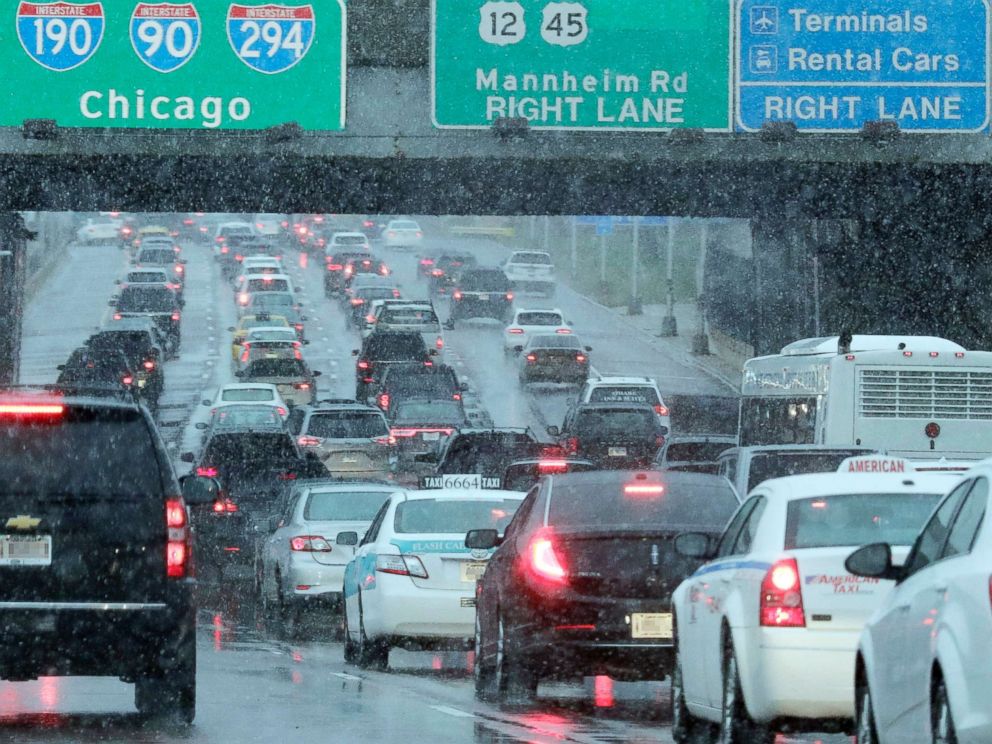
[118, 287, 176, 312]
[589, 386, 661, 406]
[221, 388, 274, 402]
[529, 335, 581, 349]
[381, 308, 438, 324]
[247, 278, 289, 292]
[365, 334, 427, 359]
[203, 433, 298, 466]
[739, 397, 818, 446]
[393, 400, 464, 424]
[664, 441, 733, 463]
[359, 288, 399, 302]
[573, 408, 658, 436]
[785, 493, 941, 549]
[212, 406, 283, 427]
[460, 271, 510, 291]
[89, 332, 153, 360]
[747, 451, 867, 492]
[127, 271, 168, 282]
[0, 407, 163, 496]
[393, 498, 520, 534]
[243, 359, 307, 377]
[510, 252, 552, 265]
[304, 490, 391, 521]
[942, 480, 987, 559]
[137, 249, 175, 264]
[548, 479, 738, 530]
[250, 294, 294, 308]
[334, 235, 368, 245]
[306, 412, 388, 438]
[517, 312, 563, 325]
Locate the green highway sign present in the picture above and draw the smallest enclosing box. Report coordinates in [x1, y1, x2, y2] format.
[2, 1, 345, 130]
[431, 0, 732, 130]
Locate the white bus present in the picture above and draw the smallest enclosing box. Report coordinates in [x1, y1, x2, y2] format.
[740, 335, 992, 461]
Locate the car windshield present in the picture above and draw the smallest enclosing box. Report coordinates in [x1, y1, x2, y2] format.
[243, 359, 307, 377]
[136, 249, 175, 264]
[393, 400, 464, 424]
[510, 252, 552, 265]
[335, 235, 368, 245]
[517, 312, 563, 325]
[117, 287, 175, 312]
[306, 412, 388, 439]
[393, 498, 520, 534]
[304, 490, 392, 521]
[785, 493, 943, 549]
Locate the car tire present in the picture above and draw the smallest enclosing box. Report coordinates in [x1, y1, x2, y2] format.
[856, 677, 880, 744]
[474, 611, 498, 702]
[495, 611, 537, 703]
[718, 637, 772, 744]
[356, 594, 389, 671]
[134, 628, 196, 725]
[671, 635, 703, 743]
[932, 676, 957, 744]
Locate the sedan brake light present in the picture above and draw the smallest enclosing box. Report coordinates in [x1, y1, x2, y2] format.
[376, 554, 428, 578]
[212, 499, 238, 513]
[291, 535, 332, 552]
[508, 328, 524, 334]
[297, 435, 322, 447]
[165, 498, 189, 578]
[453, 290, 463, 300]
[654, 404, 670, 416]
[196, 466, 218, 477]
[575, 353, 587, 363]
[505, 292, 514, 301]
[526, 353, 537, 363]
[526, 528, 567, 585]
[760, 558, 806, 627]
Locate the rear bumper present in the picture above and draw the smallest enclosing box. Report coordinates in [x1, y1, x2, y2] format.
[450, 298, 511, 320]
[363, 574, 476, 642]
[0, 589, 194, 680]
[508, 278, 555, 293]
[522, 363, 588, 382]
[524, 635, 672, 681]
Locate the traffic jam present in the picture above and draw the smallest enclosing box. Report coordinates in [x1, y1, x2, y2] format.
[3, 212, 992, 744]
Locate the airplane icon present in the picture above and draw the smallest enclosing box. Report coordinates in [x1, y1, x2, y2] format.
[750, 6, 778, 34]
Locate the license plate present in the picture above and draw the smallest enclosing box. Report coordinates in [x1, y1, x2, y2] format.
[478, 294, 489, 301]
[341, 455, 358, 464]
[631, 612, 672, 639]
[460, 561, 488, 582]
[0, 535, 52, 566]
[608, 446, 628, 457]
[422, 432, 440, 441]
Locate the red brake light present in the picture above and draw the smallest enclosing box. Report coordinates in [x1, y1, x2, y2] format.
[357, 360, 370, 370]
[196, 466, 218, 477]
[221, 246, 229, 254]
[555, 328, 571, 334]
[297, 435, 322, 449]
[527, 529, 567, 585]
[238, 293, 249, 305]
[328, 263, 343, 271]
[392, 288, 401, 298]
[351, 298, 364, 306]
[436, 337, 444, 349]
[526, 353, 537, 362]
[576, 354, 587, 363]
[113, 313, 123, 320]
[165, 498, 189, 578]
[291, 535, 332, 552]
[293, 382, 311, 390]
[171, 312, 181, 321]
[538, 459, 569, 473]
[506, 292, 514, 301]
[760, 558, 805, 627]
[0, 403, 64, 416]
[453, 290, 463, 300]
[378, 393, 390, 410]
[624, 483, 665, 497]
[420, 258, 434, 265]
[431, 269, 444, 277]
[175, 263, 184, 273]
[452, 392, 461, 401]
[122, 375, 134, 386]
[903, 351, 913, 357]
[508, 328, 524, 334]
[654, 404, 670, 416]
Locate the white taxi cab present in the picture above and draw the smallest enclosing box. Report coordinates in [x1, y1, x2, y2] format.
[669, 456, 958, 743]
[502, 308, 571, 354]
[849, 460, 992, 744]
[340, 488, 523, 669]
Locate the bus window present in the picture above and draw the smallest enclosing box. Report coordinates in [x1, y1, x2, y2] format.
[740, 397, 818, 446]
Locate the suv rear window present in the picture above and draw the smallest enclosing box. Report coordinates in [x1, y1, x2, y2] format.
[510, 252, 552, 265]
[203, 433, 298, 466]
[460, 271, 510, 291]
[549, 479, 738, 530]
[334, 235, 368, 245]
[517, 312, 562, 326]
[89, 332, 154, 361]
[393, 498, 519, 534]
[118, 287, 176, 312]
[393, 400, 464, 424]
[137, 249, 175, 264]
[381, 308, 438, 325]
[0, 407, 163, 496]
[573, 408, 659, 436]
[221, 388, 274, 402]
[306, 411, 388, 438]
[364, 334, 427, 360]
[247, 278, 289, 292]
[243, 359, 307, 377]
[665, 441, 733, 463]
[785, 493, 942, 549]
[747, 451, 869, 492]
[588, 386, 661, 406]
[126, 271, 168, 282]
[304, 490, 391, 521]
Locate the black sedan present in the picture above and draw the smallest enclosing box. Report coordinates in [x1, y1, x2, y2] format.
[468, 470, 739, 702]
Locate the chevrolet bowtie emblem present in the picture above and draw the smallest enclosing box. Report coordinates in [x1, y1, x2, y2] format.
[6, 515, 41, 530]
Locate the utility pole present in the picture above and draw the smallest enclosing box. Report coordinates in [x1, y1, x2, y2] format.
[660, 218, 678, 336]
[692, 219, 710, 354]
[570, 217, 577, 278]
[628, 217, 642, 315]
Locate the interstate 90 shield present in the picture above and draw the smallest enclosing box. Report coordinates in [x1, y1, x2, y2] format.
[227, 4, 315, 74]
[16, 2, 105, 71]
[129, 3, 201, 73]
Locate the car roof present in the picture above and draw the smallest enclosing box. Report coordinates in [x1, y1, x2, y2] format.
[587, 376, 658, 386]
[753, 472, 959, 500]
[332, 232, 368, 239]
[516, 307, 564, 316]
[725, 445, 878, 455]
[308, 401, 382, 413]
[219, 383, 278, 391]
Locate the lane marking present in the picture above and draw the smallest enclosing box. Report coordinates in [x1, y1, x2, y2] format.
[429, 705, 475, 719]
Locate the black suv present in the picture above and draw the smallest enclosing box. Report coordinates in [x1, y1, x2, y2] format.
[324, 249, 372, 296]
[353, 331, 434, 401]
[422, 427, 541, 479]
[87, 319, 166, 411]
[181, 422, 327, 581]
[550, 403, 667, 469]
[448, 267, 513, 325]
[111, 284, 183, 353]
[0, 388, 214, 723]
[57, 346, 137, 397]
[376, 362, 463, 414]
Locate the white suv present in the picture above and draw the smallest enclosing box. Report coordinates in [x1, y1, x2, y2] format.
[576, 376, 670, 431]
[502, 251, 555, 297]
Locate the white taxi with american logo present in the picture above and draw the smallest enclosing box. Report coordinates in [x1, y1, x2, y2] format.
[340, 488, 523, 670]
[668, 456, 959, 743]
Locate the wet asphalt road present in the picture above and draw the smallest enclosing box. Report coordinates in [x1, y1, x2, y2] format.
[7, 227, 844, 743]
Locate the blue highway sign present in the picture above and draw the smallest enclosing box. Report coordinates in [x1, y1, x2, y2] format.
[736, 0, 990, 132]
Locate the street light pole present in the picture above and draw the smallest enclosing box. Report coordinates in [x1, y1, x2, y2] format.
[628, 217, 642, 315]
[660, 218, 678, 336]
[570, 217, 577, 278]
[692, 219, 710, 354]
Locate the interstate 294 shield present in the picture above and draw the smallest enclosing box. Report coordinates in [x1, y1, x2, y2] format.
[227, 3, 315, 74]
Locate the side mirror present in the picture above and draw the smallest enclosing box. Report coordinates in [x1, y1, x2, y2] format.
[351, 349, 359, 356]
[195, 422, 208, 430]
[114, 279, 121, 285]
[429, 349, 439, 356]
[845, 543, 901, 581]
[301, 316, 309, 321]
[312, 370, 322, 377]
[585, 346, 593, 352]
[179, 474, 220, 505]
[56, 364, 65, 371]
[568, 320, 574, 326]
[303, 340, 310, 345]
[227, 326, 236, 332]
[674, 532, 715, 560]
[546, 425, 560, 437]
[513, 345, 524, 354]
[336, 531, 359, 547]
[180, 452, 196, 463]
[178, 299, 186, 308]
[459, 381, 470, 392]
[107, 299, 117, 306]
[201, 398, 211, 406]
[465, 529, 500, 550]
[234, 370, 245, 378]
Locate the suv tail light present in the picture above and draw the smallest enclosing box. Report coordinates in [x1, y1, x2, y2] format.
[760, 558, 806, 627]
[453, 290, 463, 300]
[212, 499, 238, 513]
[357, 360, 370, 370]
[526, 353, 537, 363]
[420, 258, 434, 266]
[505, 292, 514, 301]
[196, 466, 218, 477]
[293, 382, 311, 391]
[143, 360, 157, 372]
[564, 437, 579, 455]
[122, 375, 134, 386]
[378, 393, 390, 410]
[291, 535, 332, 552]
[166, 498, 190, 578]
[575, 353, 587, 363]
[327, 263, 343, 271]
[654, 404, 670, 416]
[297, 435, 322, 447]
[526, 529, 567, 585]
[171, 312, 181, 322]
[376, 554, 428, 578]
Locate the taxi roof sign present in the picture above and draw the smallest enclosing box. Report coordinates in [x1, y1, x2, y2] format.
[838, 456, 914, 475]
